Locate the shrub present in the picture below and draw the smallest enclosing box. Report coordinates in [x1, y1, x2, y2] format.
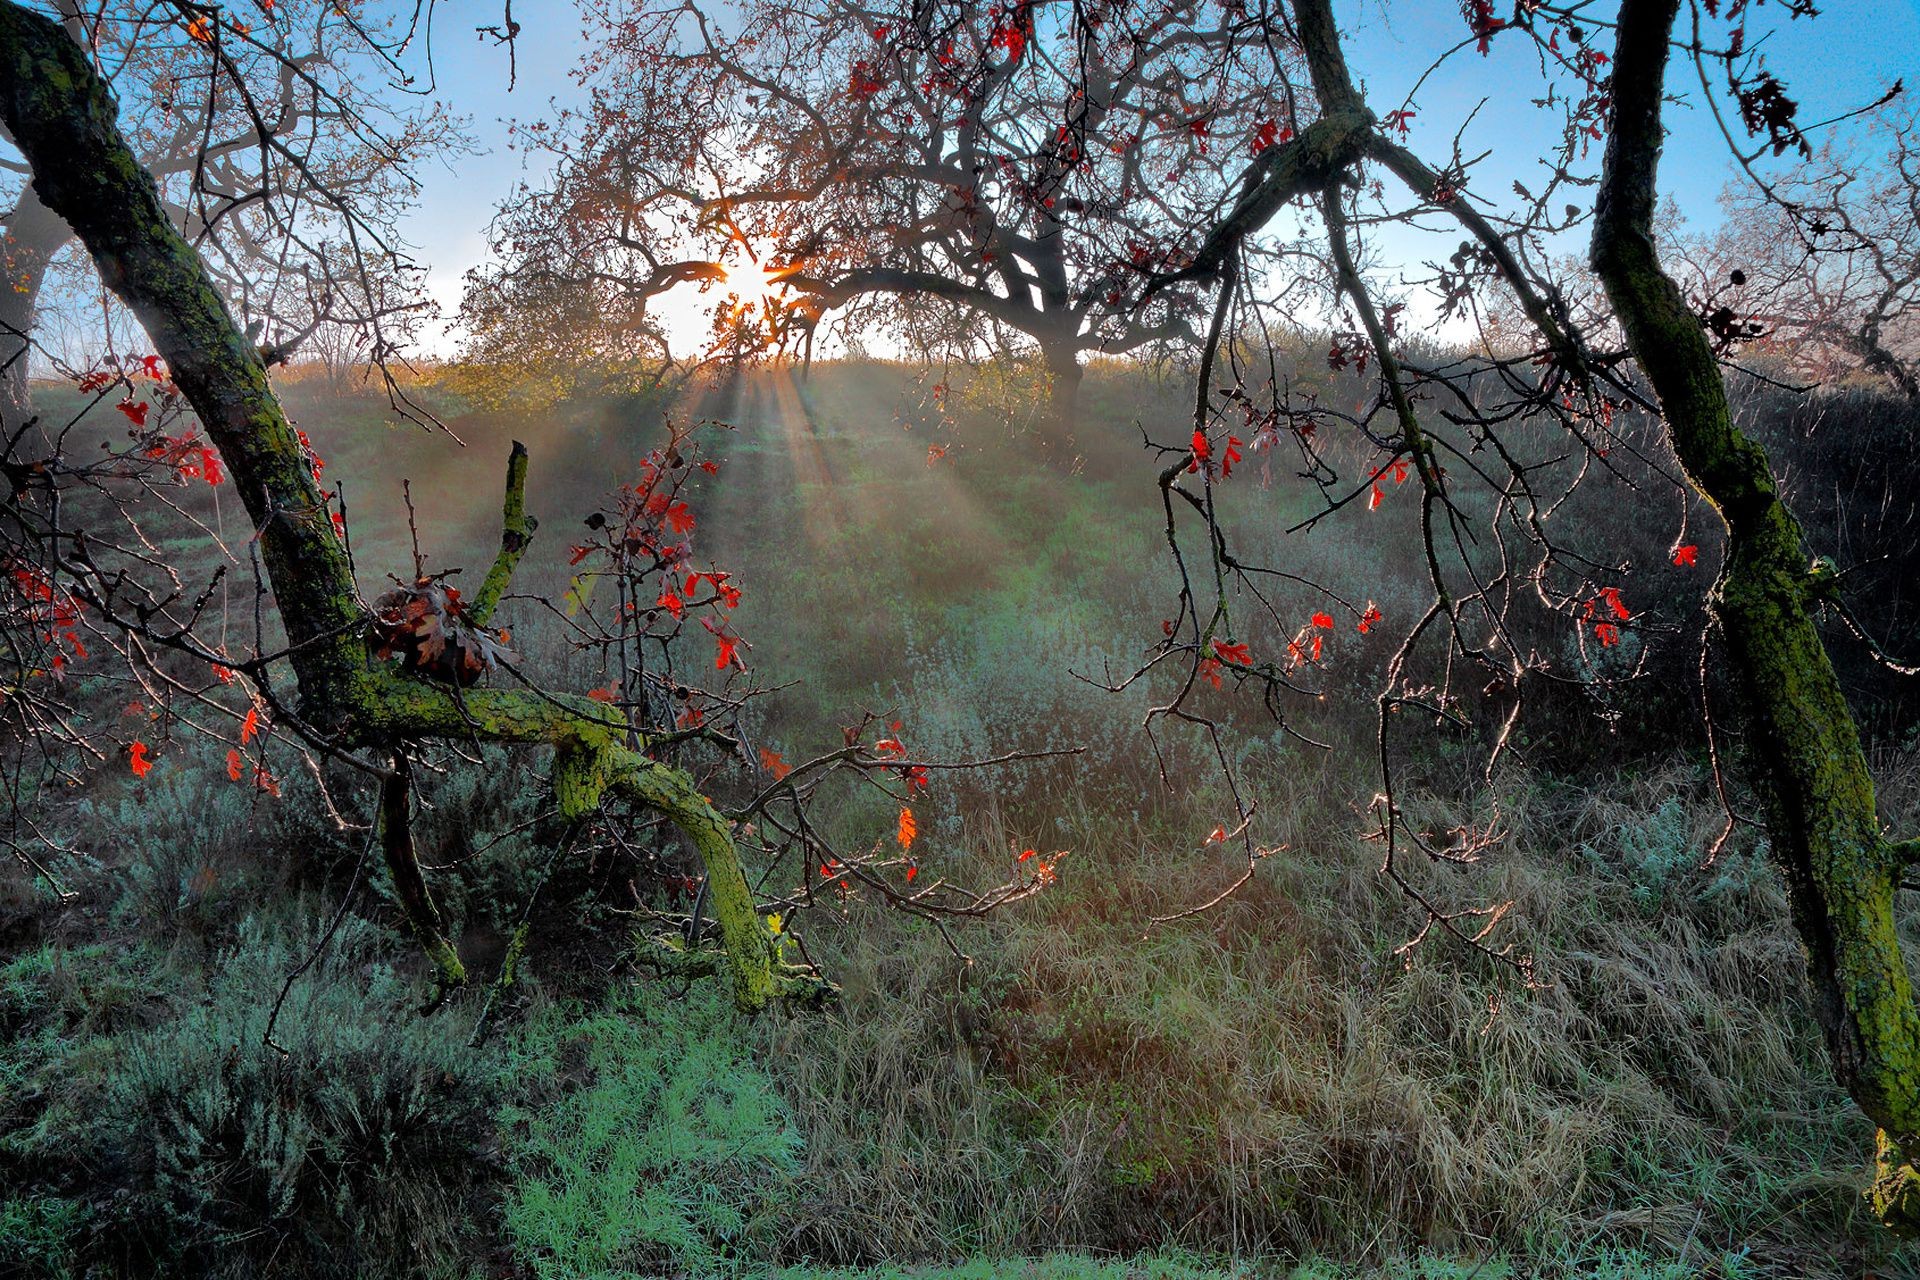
[499, 982, 804, 1277]
[99, 915, 498, 1279]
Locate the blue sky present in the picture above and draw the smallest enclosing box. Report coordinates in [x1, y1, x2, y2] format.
[395, 0, 1920, 356]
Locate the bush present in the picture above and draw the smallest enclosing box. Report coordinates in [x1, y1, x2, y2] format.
[97, 915, 498, 1279]
[499, 982, 804, 1277]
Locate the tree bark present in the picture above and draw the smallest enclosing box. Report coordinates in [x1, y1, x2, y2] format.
[1593, 0, 1920, 1233]
[0, 0, 812, 1011]
[0, 184, 70, 432]
[1042, 335, 1082, 431]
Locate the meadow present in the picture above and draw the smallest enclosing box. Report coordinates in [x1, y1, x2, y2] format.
[2, 356, 1916, 1279]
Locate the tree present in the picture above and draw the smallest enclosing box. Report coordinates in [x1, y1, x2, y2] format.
[1592, 0, 1920, 1229]
[1078, 0, 1920, 1232]
[463, 0, 1314, 425]
[0, 0, 1061, 1018]
[0, 0, 459, 429]
[1686, 98, 1920, 398]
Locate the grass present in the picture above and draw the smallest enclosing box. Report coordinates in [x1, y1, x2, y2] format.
[4, 361, 1919, 1277]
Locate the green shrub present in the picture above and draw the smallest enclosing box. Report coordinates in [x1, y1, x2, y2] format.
[100, 915, 497, 1279]
[0, 1194, 90, 1278]
[499, 983, 803, 1278]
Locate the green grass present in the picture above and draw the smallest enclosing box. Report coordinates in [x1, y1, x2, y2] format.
[6, 363, 1919, 1278]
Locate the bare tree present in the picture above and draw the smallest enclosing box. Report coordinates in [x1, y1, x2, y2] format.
[0, 0, 461, 429]
[463, 0, 1321, 424]
[1679, 98, 1920, 398]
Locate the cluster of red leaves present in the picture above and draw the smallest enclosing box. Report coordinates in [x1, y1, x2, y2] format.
[1015, 843, 1063, 886]
[986, 1, 1032, 63]
[141, 430, 224, 487]
[570, 431, 751, 687]
[1582, 585, 1633, 648]
[5, 559, 86, 675]
[1188, 430, 1244, 480]
[1249, 118, 1293, 157]
[1461, 0, 1505, 53]
[1368, 456, 1412, 510]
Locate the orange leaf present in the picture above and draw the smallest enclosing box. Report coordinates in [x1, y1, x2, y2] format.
[759, 747, 792, 780]
[240, 706, 260, 744]
[226, 749, 244, 782]
[897, 806, 917, 851]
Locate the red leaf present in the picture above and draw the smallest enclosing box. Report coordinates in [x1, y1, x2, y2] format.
[1673, 544, 1698, 567]
[1369, 483, 1384, 510]
[117, 399, 150, 428]
[1310, 612, 1334, 630]
[129, 741, 153, 778]
[1206, 825, 1227, 844]
[240, 706, 261, 744]
[1357, 605, 1382, 634]
[586, 685, 617, 703]
[227, 749, 244, 782]
[1211, 638, 1252, 666]
[1596, 621, 1621, 647]
[904, 863, 918, 883]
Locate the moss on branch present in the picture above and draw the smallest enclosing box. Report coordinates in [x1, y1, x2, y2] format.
[471, 441, 535, 628]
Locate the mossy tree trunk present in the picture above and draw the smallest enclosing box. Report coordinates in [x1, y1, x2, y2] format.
[1593, 0, 1920, 1231]
[0, 0, 804, 1011]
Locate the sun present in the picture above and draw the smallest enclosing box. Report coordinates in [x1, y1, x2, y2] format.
[723, 259, 782, 304]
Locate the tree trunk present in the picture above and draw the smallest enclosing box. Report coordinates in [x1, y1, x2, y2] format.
[0, 185, 70, 432]
[0, 0, 813, 1012]
[1594, 0, 1920, 1233]
[1041, 337, 1082, 431]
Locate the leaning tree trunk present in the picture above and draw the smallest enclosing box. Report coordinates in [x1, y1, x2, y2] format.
[0, 0, 814, 1011]
[1594, 0, 1920, 1232]
[0, 185, 68, 432]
